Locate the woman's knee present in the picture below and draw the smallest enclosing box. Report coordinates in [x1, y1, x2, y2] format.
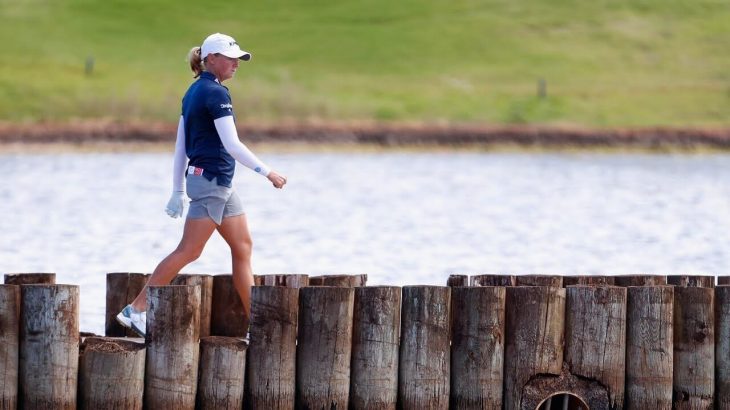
[174, 243, 206, 262]
[231, 237, 253, 258]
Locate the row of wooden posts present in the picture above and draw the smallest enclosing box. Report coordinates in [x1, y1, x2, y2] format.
[1, 272, 729, 409]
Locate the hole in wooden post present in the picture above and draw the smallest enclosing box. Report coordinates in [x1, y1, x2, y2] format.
[535, 392, 589, 410]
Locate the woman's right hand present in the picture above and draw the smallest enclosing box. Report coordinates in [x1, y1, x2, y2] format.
[267, 171, 287, 189]
[165, 190, 187, 218]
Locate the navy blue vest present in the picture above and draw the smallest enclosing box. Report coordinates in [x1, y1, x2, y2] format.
[182, 71, 236, 187]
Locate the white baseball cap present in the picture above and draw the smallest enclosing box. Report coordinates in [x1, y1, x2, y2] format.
[201, 33, 252, 61]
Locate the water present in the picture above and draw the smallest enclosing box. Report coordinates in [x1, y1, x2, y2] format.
[1, 150, 729, 333]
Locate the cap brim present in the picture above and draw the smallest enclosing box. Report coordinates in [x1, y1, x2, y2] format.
[220, 48, 252, 61]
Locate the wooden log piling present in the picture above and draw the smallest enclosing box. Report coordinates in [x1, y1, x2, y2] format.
[171, 273, 213, 337]
[105, 272, 150, 337]
[668, 275, 715, 288]
[4, 273, 56, 285]
[0, 285, 19, 410]
[245, 286, 299, 410]
[450, 286, 505, 409]
[562, 275, 615, 286]
[350, 286, 401, 410]
[144, 285, 200, 409]
[503, 286, 565, 409]
[309, 274, 367, 287]
[614, 274, 668, 286]
[715, 286, 730, 408]
[256, 274, 309, 288]
[718, 276, 730, 286]
[399, 286, 451, 409]
[470, 274, 515, 287]
[17, 273, 730, 406]
[19, 284, 79, 410]
[516, 274, 563, 287]
[673, 286, 714, 409]
[197, 336, 247, 410]
[446, 274, 469, 287]
[565, 285, 626, 408]
[78, 337, 145, 410]
[296, 286, 354, 409]
[625, 285, 673, 408]
[210, 274, 246, 337]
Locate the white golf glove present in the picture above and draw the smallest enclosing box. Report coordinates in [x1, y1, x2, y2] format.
[165, 191, 186, 218]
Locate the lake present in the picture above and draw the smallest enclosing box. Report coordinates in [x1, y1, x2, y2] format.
[1, 150, 729, 333]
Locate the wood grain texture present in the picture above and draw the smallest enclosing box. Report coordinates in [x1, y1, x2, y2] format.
[144, 285, 200, 409]
[78, 337, 145, 410]
[668, 275, 715, 288]
[515, 275, 563, 287]
[245, 286, 299, 410]
[625, 286, 673, 409]
[614, 275, 668, 286]
[470, 274, 515, 287]
[19, 284, 79, 410]
[308, 274, 367, 287]
[257, 274, 310, 288]
[715, 286, 730, 408]
[296, 286, 354, 409]
[450, 286, 505, 410]
[0, 285, 19, 410]
[210, 274, 247, 337]
[565, 285, 626, 409]
[4, 273, 55, 285]
[503, 286, 565, 410]
[398, 286, 451, 409]
[673, 287, 714, 409]
[562, 275, 616, 286]
[171, 273, 213, 337]
[350, 286, 401, 410]
[446, 274, 469, 287]
[197, 336, 247, 410]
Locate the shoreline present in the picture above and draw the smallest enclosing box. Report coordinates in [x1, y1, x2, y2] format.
[2, 120, 730, 152]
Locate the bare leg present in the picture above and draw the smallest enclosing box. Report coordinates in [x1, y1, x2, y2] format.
[131, 217, 217, 311]
[216, 214, 254, 329]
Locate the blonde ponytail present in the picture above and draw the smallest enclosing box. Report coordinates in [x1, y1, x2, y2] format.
[187, 46, 205, 78]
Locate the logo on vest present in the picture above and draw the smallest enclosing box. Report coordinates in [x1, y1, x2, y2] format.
[220, 103, 233, 110]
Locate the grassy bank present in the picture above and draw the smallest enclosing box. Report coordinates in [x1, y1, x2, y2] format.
[1, 0, 729, 127]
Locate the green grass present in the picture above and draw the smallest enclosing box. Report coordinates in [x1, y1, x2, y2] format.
[1, 0, 729, 127]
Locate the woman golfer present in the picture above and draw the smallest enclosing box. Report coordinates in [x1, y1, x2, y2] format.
[116, 33, 287, 336]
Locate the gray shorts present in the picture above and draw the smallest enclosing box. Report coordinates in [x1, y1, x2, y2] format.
[186, 175, 244, 225]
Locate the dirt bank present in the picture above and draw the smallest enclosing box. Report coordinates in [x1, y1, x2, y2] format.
[2, 120, 730, 151]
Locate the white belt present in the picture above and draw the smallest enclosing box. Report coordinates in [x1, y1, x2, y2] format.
[188, 166, 204, 176]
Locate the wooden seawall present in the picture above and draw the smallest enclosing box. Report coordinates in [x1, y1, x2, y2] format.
[0, 272, 727, 409]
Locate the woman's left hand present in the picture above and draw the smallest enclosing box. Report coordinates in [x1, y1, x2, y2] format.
[267, 171, 287, 189]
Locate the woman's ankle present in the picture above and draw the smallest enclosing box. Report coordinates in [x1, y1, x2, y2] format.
[130, 303, 145, 313]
